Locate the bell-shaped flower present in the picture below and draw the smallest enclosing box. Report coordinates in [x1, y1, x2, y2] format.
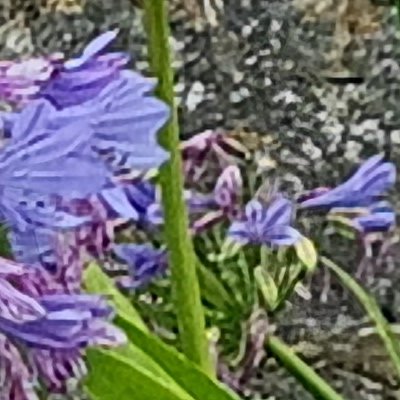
[228, 197, 301, 246]
[0, 257, 125, 398]
[299, 155, 396, 209]
[39, 30, 129, 109]
[0, 99, 112, 231]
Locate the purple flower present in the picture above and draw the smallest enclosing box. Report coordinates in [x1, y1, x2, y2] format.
[299, 155, 396, 209]
[0, 111, 17, 139]
[0, 100, 115, 229]
[0, 99, 112, 231]
[41, 70, 169, 173]
[99, 181, 159, 227]
[181, 130, 248, 184]
[191, 165, 243, 233]
[351, 202, 396, 234]
[212, 165, 243, 215]
[9, 195, 116, 288]
[39, 30, 129, 109]
[89, 74, 169, 171]
[0, 257, 125, 398]
[112, 243, 168, 289]
[0, 31, 170, 175]
[228, 197, 301, 246]
[0, 54, 63, 107]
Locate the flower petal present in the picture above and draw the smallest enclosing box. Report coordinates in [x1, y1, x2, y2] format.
[30, 348, 86, 393]
[0, 334, 37, 400]
[227, 220, 251, 244]
[263, 225, 302, 246]
[264, 197, 293, 227]
[64, 30, 119, 70]
[113, 244, 168, 289]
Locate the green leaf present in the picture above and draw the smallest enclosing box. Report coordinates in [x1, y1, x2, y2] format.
[208, 238, 242, 262]
[294, 236, 318, 272]
[84, 263, 147, 331]
[266, 336, 344, 400]
[321, 256, 400, 378]
[86, 349, 194, 400]
[84, 263, 242, 400]
[85, 264, 196, 398]
[325, 215, 357, 240]
[116, 317, 242, 400]
[254, 266, 279, 310]
[196, 261, 233, 312]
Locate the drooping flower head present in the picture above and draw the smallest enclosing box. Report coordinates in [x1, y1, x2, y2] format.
[228, 197, 301, 246]
[299, 155, 396, 209]
[0, 99, 112, 232]
[38, 30, 129, 109]
[0, 30, 170, 175]
[0, 29, 170, 231]
[0, 257, 125, 398]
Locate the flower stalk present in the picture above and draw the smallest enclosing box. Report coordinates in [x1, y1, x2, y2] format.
[266, 336, 344, 400]
[143, 0, 213, 376]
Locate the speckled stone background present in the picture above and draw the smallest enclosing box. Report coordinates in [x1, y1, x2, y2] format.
[1, 1, 400, 399]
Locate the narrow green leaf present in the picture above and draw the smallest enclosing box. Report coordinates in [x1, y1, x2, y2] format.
[84, 263, 147, 331]
[321, 256, 400, 378]
[116, 317, 243, 400]
[196, 261, 233, 311]
[267, 336, 344, 400]
[294, 236, 318, 272]
[84, 263, 242, 400]
[254, 266, 278, 310]
[208, 238, 242, 262]
[86, 349, 194, 400]
[325, 215, 357, 240]
[85, 265, 195, 397]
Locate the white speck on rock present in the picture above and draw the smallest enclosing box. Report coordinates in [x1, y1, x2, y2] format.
[186, 81, 205, 111]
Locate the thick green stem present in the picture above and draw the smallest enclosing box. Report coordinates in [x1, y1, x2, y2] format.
[143, 0, 213, 376]
[266, 336, 344, 400]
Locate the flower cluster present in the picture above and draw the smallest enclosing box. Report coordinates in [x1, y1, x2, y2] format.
[0, 30, 170, 397]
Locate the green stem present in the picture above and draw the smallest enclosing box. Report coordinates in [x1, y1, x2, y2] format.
[321, 256, 400, 379]
[266, 336, 344, 400]
[143, 0, 213, 376]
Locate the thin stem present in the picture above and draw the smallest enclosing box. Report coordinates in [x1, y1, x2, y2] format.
[266, 336, 344, 400]
[143, 0, 213, 376]
[321, 256, 400, 378]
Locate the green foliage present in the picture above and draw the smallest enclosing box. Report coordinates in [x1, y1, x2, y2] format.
[294, 236, 318, 272]
[322, 256, 400, 379]
[84, 264, 242, 400]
